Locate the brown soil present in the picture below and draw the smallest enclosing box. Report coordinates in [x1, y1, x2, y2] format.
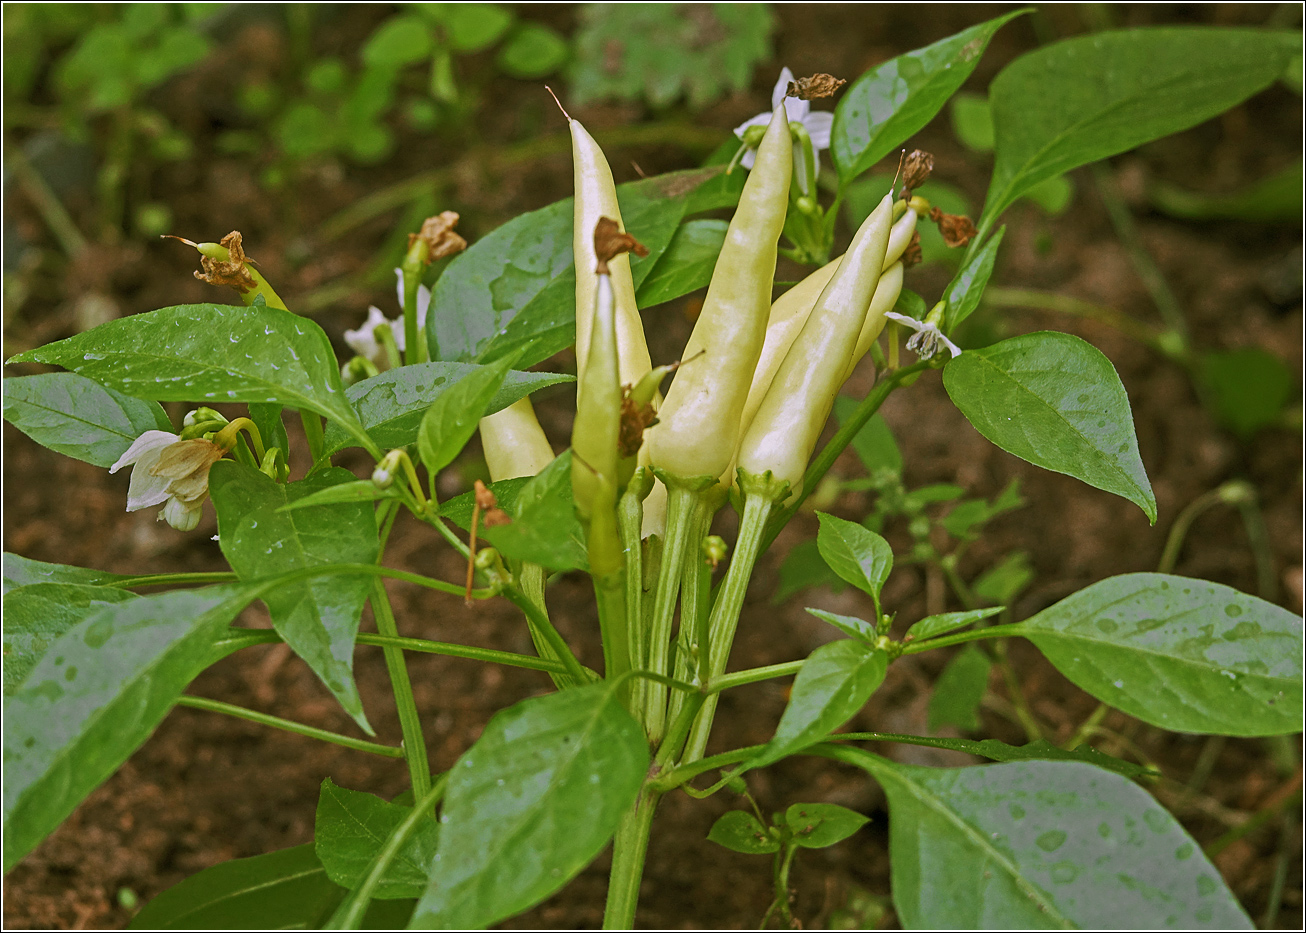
[4, 4, 1302, 930]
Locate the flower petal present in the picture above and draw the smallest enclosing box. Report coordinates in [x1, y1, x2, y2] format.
[770, 67, 795, 111]
[938, 334, 964, 358]
[126, 459, 174, 511]
[884, 311, 925, 331]
[741, 149, 758, 170]
[110, 431, 179, 474]
[416, 284, 431, 328]
[802, 111, 833, 150]
[733, 112, 772, 140]
[393, 267, 405, 313]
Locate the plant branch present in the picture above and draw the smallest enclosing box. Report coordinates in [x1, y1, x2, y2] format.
[175, 695, 404, 758]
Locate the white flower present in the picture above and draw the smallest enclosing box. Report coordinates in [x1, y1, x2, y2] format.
[344, 268, 431, 370]
[110, 430, 225, 531]
[884, 311, 963, 361]
[733, 67, 834, 193]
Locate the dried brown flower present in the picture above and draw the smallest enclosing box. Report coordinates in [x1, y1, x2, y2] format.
[593, 217, 648, 274]
[618, 391, 658, 459]
[787, 73, 846, 100]
[194, 231, 256, 294]
[408, 211, 468, 262]
[483, 508, 511, 527]
[901, 149, 934, 193]
[901, 230, 923, 268]
[930, 207, 978, 248]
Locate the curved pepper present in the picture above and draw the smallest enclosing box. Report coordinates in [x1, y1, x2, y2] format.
[480, 398, 555, 482]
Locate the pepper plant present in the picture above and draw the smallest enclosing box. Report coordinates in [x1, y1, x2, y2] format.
[4, 15, 1302, 929]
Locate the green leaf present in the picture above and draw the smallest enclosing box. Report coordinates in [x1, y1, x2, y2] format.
[315, 778, 439, 900]
[984, 27, 1301, 228]
[707, 810, 779, 855]
[974, 551, 1035, 604]
[845, 750, 1252, 929]
[426, 169, 734, 366]
[2, 552, 133, 595]
[1149, 158, 1302, 224]
[412, 682, 648, 929]
[753, 640, 887, 770]
[834, 396, 902, 476]
[8, 303, 370, 452]
[971, 738, 1155, 782]
[831, 11, 1029, 183]
[943, 226, 1004, 332]
[1198, 347, 1294, 438]
[4, 583, 257, 872]
[928, 645, 992, 733]
[816, 512, 893, 605]
[438, 476, 534, 531]
[1023, 174, 1074, 215]
[2, 373, 172, 467]
[321, 363, 571, 458]
[249, 402, 290, 461]
[278, 480, 400, 512]
[209, 463, 379, 734]
[3, 583, 138, 695]
[1013, 572, 1303, 736]
[496, 22, 568, 78]
[774, 538, 845, 603]
[479, 452, 589, 572]
[634, 219, 727, 307]
[940, 478, 1024, 540]
[943, 332, 1156, 523]
[785, 802, 870, 849]
[806, 608, 877, 645]
[417, 357, 513, 477]
[445, 3, 513, 51]
[906, 606, 1005, 643]
[950, 92, 994, 151]
[129, 844, 415, 930]
[362, 15, 433, 69]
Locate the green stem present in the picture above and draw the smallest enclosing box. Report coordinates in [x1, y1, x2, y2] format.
[369, 579, 431, 800]
[5, 143, 88, 257]
[899, 622, 1028, 655]
[602, 786, 661, 930]
[652, 744, 765, 793]
[518, 562, 576, 689]
[644, 482, 703, 743]
[1159, 487, 1225, 574]
[1063, 703, 1109, 750]
[111, 571, 239, 588]
[707, 659, 805, 694]
[655, 691, 707, 773]
[619, 486, 647, 712]
[681, 489, 777, 764]
[326, 774, 449, 929]
[300, 409, 326, 465]
[770, 844, 799, 928]
[595, 573, 631, 706]
[1236, 498, 1278, 602]
[666, 498, 717, 736]
[504, 586, 591, 685]
[176, 695, 404, 758]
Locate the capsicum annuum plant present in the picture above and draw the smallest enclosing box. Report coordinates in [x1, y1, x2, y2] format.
[3, 15, 1301, 930]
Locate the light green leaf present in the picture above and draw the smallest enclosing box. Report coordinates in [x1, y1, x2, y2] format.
[315, 779, 439, 900]
[412, 682, 648, 929]
[2, 553, 133, 595]
[831, 11, 1029, 182]
[8, 303, 370, 452]
[128, 844, 415, 929]
[707, 810, 779, 855]
[906, 606, 1005, 643]
[950, 92, 995, 151]
[496, 23, 568, 78]
[3, 583, 138, 694]
[816, 512, 893, 604]
[943, 331, 1156, 522]
[843, 750, 1252, 929]
[753, 639, 886, 770]
[321, 363, 571, 458]
[210, 463, 379, 733]
[984, 27, 1301, 228]
[480, 451, 588, 572]
[806, 608, 877, 645]
[362, 15, 433, 69]
[943, 226, 1004, 332]
[634, 218, 727, 308]
[446, 3, 514, 52]
[785, 802, 870, 850]
[417, 357, 513, 477]
[3, 372, 172, 467]
[928, 645, 992, 733]
[4, 583, 258, 872]
[974, 551, 1035, 604]
[1199, 347, 1294, 438]
[1013, 573, 1303, 736]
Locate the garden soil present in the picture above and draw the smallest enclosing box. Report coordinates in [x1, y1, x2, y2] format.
[4, 5, 1301, 929]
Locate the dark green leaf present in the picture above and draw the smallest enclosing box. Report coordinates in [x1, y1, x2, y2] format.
[417, 357, 513, 476]
[128, 844, 415, 930]
[974, 551, 1035, 605]
[816, 512, 893, 604]
[707, 810, 779, 854]
[943, 227, 1004, 331]
[753, 640, 887, 769]
[2, 373, 172, 467]
[480, 451, 588, 571]
[634, 219, 727, 307]
[426, 169, 731, 366]
[785, 802, 870, 849]
[831, 11, 1029, 183]
[927, 645, 992, 733]
[846, 750, 1251, 929]
[412, 682, 648, 929]
[1014, 573, 1303, 736]
[314, 778, 438, 900]
[774, 538, 846, 603]
[210, 463, 379, 733]
[906, 606, 1004, 643]
[1199, 347, 1294, 438]
[496, 23, 567, 78]
[8, 304, 368, 449]
[321, 363, 571, 457]
[806, 608, 877, 645]
[3, 583, 138, 694]
[972, 738, 1156, 781]
[2, 553, 133, 595]
[4, 583, 258, 872]
[943, 332, 1156, 522]
[984, 28, 1301, 227]
[249, 402, 290, 461]
[834, 396, 902, 476]
[1149, 159, 1302, 224]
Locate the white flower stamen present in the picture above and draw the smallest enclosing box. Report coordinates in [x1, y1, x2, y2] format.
[884, 311, 963, 360]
